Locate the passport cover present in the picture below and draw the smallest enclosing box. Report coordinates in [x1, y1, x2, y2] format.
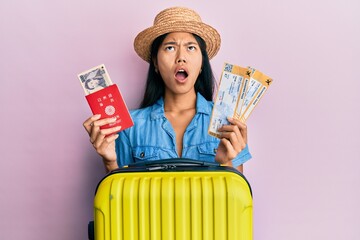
[85, 84, 133, 133]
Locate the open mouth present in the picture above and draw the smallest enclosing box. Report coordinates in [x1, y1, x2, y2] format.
[175, 69, 188, 81]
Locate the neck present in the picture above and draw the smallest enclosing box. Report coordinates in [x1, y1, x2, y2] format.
[164, 91, 197, 112]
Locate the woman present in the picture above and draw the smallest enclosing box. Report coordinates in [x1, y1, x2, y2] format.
[84, 77, 107, 91]
[83, 7, 252, 173]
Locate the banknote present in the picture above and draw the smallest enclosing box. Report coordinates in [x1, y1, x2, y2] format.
[208, 63, 273, 138]
[78, 64, 113, 95]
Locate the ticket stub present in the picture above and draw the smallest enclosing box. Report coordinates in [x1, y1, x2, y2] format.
[239, 69, 273, 122]
[208, 63, 245, 138]
[234, 67, 251, 120]
[208, 63, 273, 138]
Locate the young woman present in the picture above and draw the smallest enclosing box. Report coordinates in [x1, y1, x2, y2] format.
[83, 7, 252, 173]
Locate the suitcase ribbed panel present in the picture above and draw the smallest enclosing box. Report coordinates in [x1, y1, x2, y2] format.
[94, 171, 252, 240]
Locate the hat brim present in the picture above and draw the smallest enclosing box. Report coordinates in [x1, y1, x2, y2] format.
[134, 21, 221, 62]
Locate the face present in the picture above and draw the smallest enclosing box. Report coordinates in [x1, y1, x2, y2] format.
[86, 79, 100, 90]
[155, 32, 203, 98]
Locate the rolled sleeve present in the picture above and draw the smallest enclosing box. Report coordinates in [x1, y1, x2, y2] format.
[115, 130, 133, 167]
[231, 144, 252, 168]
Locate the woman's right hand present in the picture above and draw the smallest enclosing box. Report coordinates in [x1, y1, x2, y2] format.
[83, 114, 121, 171]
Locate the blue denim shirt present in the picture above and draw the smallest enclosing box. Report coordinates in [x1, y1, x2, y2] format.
[115, 93, 252, 167]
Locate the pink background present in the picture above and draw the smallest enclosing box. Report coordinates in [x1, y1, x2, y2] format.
[1, 0, 359, 239]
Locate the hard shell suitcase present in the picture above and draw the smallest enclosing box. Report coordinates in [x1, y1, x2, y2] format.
[89, 159, 253, 240]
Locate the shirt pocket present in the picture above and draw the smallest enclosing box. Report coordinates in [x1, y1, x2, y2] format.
[132, 146, 160, 162]
[197, 142, 218, 161]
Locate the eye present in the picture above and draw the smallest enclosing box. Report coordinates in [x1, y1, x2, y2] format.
[165, 46, 175, 51]
[188, 46, 196, 51]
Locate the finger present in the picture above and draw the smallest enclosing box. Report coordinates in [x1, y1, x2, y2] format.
[90, 117, 117, 143]
[92, 116, 117, 128]
[92, 126, 122, 148]
[220, 138, 238, 160]
[220, 131, 246, 152]
[94, 134, 119, 156]
[218, 124, 242, 141]
[99, 134, 119, 150]
[227, 117, 248, 143]
[227, 116, 246, 129]
[95, 134, 119, 156]
[83, 114, 101, 133]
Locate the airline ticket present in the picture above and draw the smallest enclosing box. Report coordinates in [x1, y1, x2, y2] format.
[208, 63, 273, 138]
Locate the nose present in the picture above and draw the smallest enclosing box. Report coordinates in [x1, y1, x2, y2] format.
[177, 57, 186, 63]
[176, 48, 186, 63]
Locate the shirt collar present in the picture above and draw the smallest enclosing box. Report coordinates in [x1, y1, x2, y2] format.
[150, 92, 213, 120]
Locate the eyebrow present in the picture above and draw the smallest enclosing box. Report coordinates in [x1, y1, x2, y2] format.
[162, 41, 199, 46]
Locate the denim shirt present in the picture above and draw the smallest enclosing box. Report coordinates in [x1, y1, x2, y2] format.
[115, 93, 252, 167]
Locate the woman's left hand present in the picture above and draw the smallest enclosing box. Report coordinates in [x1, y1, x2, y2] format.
[215, 117, 248, 164]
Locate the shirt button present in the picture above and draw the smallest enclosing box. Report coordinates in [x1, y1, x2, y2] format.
[140, 152, 145, 158]
[214, 148, 217, 153]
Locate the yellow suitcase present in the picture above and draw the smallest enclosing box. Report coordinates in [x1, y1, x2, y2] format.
[89, 159, 252, 240]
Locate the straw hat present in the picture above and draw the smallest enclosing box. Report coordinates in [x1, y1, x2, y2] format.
[134, 7, 221, 62]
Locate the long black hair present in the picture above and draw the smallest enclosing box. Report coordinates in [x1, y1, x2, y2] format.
[139, 33, 216, 108]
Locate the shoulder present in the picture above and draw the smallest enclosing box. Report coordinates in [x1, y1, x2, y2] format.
[129, 97, 164, 121]
[120, 106, 154, 137]
[130, 106, 153, 119]
[196, 92, 214, 115]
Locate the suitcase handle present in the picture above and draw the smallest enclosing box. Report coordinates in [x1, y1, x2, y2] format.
[128, 158, 220, 169]
[100, 159, 252, 197]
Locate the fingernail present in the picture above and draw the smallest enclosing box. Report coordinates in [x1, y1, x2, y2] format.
[227, 116, 233, 121]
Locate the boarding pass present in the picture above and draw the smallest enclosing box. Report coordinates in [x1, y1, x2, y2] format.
[208, 63, 273, 138]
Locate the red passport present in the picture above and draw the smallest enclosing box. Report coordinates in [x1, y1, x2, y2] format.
[85, 84, 134, 133]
